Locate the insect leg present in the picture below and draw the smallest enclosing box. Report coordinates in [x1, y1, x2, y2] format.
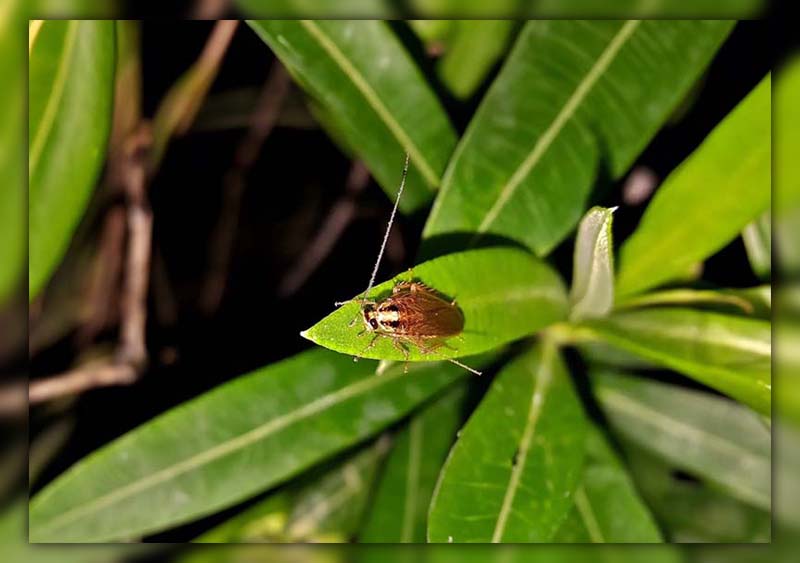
[392, 337, 410, 373]
[354, 333, 380, 362]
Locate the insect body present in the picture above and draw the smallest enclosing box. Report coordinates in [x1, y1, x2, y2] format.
[336, 154, 481, 375]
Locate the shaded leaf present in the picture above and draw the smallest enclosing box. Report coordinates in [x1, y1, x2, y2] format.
[554, 426, 662, 542]
[423, 20, 733, 255]
[615, 286, 771, 319]
[625, 446, 770, 543]
[617, 74, 771, 297]
[775, 55, 800, 276]
[197, 438, 390, 542]
[594, 371, 771, 510]
[437, 20, 516, 99]
[569, 206, 616, 321]
[580, 307, 771, 414]
[29, 349, 477, 542]
[428, 342, 587, 542]
[29, 20, 116, 300]
[742, 211, 771, 279]
[302, 247, 568, 362]
[360, 383, 470, 542]
[248, 19, 457, 212]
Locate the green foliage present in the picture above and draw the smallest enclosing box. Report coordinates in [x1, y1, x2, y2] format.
[428, 342, 587, 542]
[423, 20, 732, 255]
[28, 20, 116, 300]
[302, 248, 567, 362]
[617, 74, 771, 297]
[27, 18, 771, 545]
[248, 19, 456, 212]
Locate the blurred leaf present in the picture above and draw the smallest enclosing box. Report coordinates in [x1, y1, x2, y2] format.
[29, 349, 475, 542]
[742, 211, 771, 279]
[625, 446, 770, 543]
[0, 7, 24, 305]
[531, 0, 764, 18]
[198, 438, 390, 542]
[594, 371, 771, 510]
[249, 19, 457, 212]
[360, 383, 470, 542]
[428, 342, 587, 542]
[302, 248, 567, 362]
[616, 286, 771, 319]
[580, 308, 771, 414]
[150, 21, 238, 169]
[29, 20, 115, 301]
[438, 20, 516, 99]
[776, 54, 800, 214]
[408, 19, 454, 44]
[236, 0, 396, 17]
[775, 422, 800, 530]
[554, 426, 662, 542]
[423, 20, 732, 256]
[569, 206, 616, 321]
[617, 74, 771, 297]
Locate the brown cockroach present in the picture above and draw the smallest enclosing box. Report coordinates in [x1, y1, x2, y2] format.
[335, 154, 481, 375]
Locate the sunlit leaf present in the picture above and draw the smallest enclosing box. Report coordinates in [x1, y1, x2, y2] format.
[302, 247, 568, 363]
[580, 307, 771, 414]
[742, 211, 771, 280]
[423, 20, 733, 256]
[248, 19, 457, 212]
[428, 342, 587, 542]
[29, 20, 116, 300]
[29, 350, 477, 542]
[594, 371, 771, 510]
[569, 206, 616, 321]
[617, 74, 771, 297]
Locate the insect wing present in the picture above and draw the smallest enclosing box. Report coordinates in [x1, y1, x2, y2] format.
[391, 289, 464, 337]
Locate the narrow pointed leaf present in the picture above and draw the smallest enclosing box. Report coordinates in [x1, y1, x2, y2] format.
[580, 308, 771, 414]
[554, 426, 662, 542]
[423, 20, 733, 255]
[248, 19, 456, 212]
[617, 74, 771, 297]
[428, 342, 587, 543]
[569, 206, 616, 321]
[360, 383, 470, 542]
[594, 371, 771, 510]
[29, 20, 115, 300]
[29, 350, 475, 542]
[198, 439, 390, 543]
[302, 248, 568, 362]
[615, 286, 771, 319]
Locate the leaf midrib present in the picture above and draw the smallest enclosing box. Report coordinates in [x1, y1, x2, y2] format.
[599, 387, 769, 506]
[32, 363, 421, 538]
[299, 20, 439, 189]
[474, 20, 641, 235]
[491, 344, 554, 542]
[29, 20, 79, 180]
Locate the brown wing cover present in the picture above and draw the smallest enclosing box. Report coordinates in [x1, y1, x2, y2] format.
[390, 289, 464, 337]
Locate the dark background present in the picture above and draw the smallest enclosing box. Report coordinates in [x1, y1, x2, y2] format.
[28, 20, 773, 541]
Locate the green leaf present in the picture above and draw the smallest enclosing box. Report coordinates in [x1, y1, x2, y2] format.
[29, 349, 473, 542]
[776, 54, 800, 214]
[360, 383, 470, 542]
[742, 211, 771, 279]
[0, 10, 25, 304]
[197, 438, 390, 542]
[554, 426, 662, 542]
[236, 0, 396, 18]
[615, 286, 772, 319]
[423, 20, 733, 256]
[617, 74, 771, 297]
[28, 20, 116, 301]
[594, 371, 771, 510]
[428, 342, 587, 542]
[579, 307, 771, 415]
[248, 19, 457, 212]
[437, 20, 516, 99]
[569, 206, 616, 321]
[625, 446, 770, 542]
[301, 247, 568, 362]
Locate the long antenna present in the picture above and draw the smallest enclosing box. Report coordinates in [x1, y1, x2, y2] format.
[336, 153, 409, 308]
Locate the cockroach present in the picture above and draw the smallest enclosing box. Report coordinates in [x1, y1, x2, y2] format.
[335, 154, 481, 376]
